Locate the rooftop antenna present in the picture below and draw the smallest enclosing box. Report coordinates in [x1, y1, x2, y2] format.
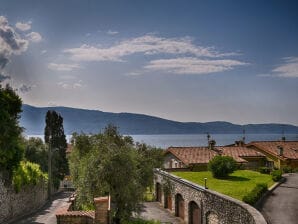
[242, 129, 246, 144]
[207, 132, 210, 145]
[281, 129, 286, 141]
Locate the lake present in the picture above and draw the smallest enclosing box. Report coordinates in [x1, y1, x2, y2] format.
[27, 133, 298, 149]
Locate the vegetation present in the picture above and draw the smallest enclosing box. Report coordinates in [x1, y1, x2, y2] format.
[258, 166, 271, 174]
[242, 183, 267, 205]
[44, 110, 68, 188]
[271, 169, 282, 181]
[24, 137, 48, 172]
[12, 161, 48, 192]
[208, 155, 237, 178]
[124, 219, 161, 224]
[173, 170, 274, 201]
[69, 125, 164, 223]
[0, 84, 23, 181]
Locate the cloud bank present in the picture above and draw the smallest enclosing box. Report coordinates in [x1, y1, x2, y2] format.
[15, 21, 32, 31]
[63, 34, 246, 75]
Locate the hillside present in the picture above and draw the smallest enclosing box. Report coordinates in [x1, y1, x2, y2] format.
[20, 104, 298, 135]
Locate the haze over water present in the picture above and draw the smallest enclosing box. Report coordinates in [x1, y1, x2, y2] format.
[27, 133, 298, 149]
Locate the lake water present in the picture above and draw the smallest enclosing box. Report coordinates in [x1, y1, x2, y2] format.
[27, 133, 298, 149]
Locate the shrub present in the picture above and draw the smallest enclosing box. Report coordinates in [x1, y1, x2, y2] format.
[282, 166, 292, 173]
[242, 183, 267, 205]
[293, 168, 298, 173]
[12, 161, 48, 193]
[208, 155, 237, 178]
[258, 166, 271, 174]
[271, 170, 282, 182]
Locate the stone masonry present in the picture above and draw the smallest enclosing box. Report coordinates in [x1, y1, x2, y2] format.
[154, 169, 267, 224]
[0, 174, 48, 224]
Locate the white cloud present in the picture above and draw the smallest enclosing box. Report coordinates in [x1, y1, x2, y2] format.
[271, 57, 298, 78]
[48, 63, 81, 71]
[107, 30, 119, 35]
[64, 35, 237, 62]
[26, 32, 42, 43]
[144, 57, 248, 75]
[15, 21, 32, 31]
[58, 80, 84, 89]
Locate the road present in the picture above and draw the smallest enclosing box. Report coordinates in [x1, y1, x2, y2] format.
[259, 173, 298, 224]
[11, 191, 72, 224]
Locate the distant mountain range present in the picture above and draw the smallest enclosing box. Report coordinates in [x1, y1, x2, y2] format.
[20, 104, 298, 135]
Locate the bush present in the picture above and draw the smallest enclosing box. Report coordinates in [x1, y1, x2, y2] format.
[242, 183, 267, 205]
[271, 170, 282, 182]
[282, 166, 292, 173]
[258, 166, 271, 174]
[12, 161, 48, 193]
[124, 219, 160, 224]
[208, 155, 237, 178]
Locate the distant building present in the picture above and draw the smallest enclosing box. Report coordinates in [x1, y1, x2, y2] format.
[247, 141, 298, 169]
[164, 141, 266, 171]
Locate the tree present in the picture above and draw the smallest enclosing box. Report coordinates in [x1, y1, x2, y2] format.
[69, 125, 164, 223]
[24, 137, 48, 172]
[0, 84, 23, 181]
[208, 155, 237, 178]
[44, 110, 68, 189]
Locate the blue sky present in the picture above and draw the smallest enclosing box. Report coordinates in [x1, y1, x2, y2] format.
[1, 0, 298, 125]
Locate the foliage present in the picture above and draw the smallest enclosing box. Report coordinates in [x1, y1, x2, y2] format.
[258, 166, 271, 174]
[0, 84, 23, 181]
[12, 161, 48, 193]
[242, 183, 267, 205]
[282, 166, 292, 173]
[271, 169, 282, 181]
[173, 170, 274, 201]
[208, 155, 237, 178]
[24, 137, 48, 172]
[69, 125, 164, 223]
[44, 110, 68, 188]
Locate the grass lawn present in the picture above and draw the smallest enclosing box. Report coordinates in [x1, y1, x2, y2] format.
[173, 170, 275, 201]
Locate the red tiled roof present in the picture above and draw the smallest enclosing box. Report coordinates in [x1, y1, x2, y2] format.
[166, 147, 218, 165]
[248, 141, 298, 160]
[217, 146, 266, 163]
[56, 203, 95, 219]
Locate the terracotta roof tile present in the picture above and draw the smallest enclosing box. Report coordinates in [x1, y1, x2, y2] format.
[166, 147, 218, 165]
[248, 141, 298, 160]
[217, 146, 266, 163]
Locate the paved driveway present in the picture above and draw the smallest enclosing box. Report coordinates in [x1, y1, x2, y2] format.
[259, 173, 298, 224]
[138, 202, 183, 224]
[11, 191, 72, 224]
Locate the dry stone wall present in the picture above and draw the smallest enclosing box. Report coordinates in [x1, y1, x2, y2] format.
[0, 174, 47, 224]
[154, 169, 267, 224]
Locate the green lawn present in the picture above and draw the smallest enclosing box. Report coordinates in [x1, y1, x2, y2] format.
[173, 170, 274, 201]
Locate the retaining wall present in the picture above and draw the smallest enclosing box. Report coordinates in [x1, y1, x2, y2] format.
[154, 169, 267, 224]
[0, 174, 48, 224]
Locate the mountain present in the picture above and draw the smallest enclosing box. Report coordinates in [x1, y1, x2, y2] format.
[20, 104, 298, 135]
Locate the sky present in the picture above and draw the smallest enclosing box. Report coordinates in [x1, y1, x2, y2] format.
[0, 0, 298, 125]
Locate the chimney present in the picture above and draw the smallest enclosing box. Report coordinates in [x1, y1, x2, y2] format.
[277, 146, 284, 156]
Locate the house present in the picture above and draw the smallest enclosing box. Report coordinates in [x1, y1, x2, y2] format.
[164, 142, 266, 171]
[164, 147, 218, 171]
[247, 141, 298, 169]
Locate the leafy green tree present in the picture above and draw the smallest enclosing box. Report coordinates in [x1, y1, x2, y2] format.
[69, 125, 164, 223]
[44, 110, 68, 188]
[24, 137, 48, 172]
[208, 155, 237, 178]
[0, 84, 23, 181]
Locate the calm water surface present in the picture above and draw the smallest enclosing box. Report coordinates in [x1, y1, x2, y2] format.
[27, 133, 298, 149]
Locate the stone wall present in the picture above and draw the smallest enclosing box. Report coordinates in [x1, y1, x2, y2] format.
[154, 169, 267, 224]
[0, 174, 48, 224]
